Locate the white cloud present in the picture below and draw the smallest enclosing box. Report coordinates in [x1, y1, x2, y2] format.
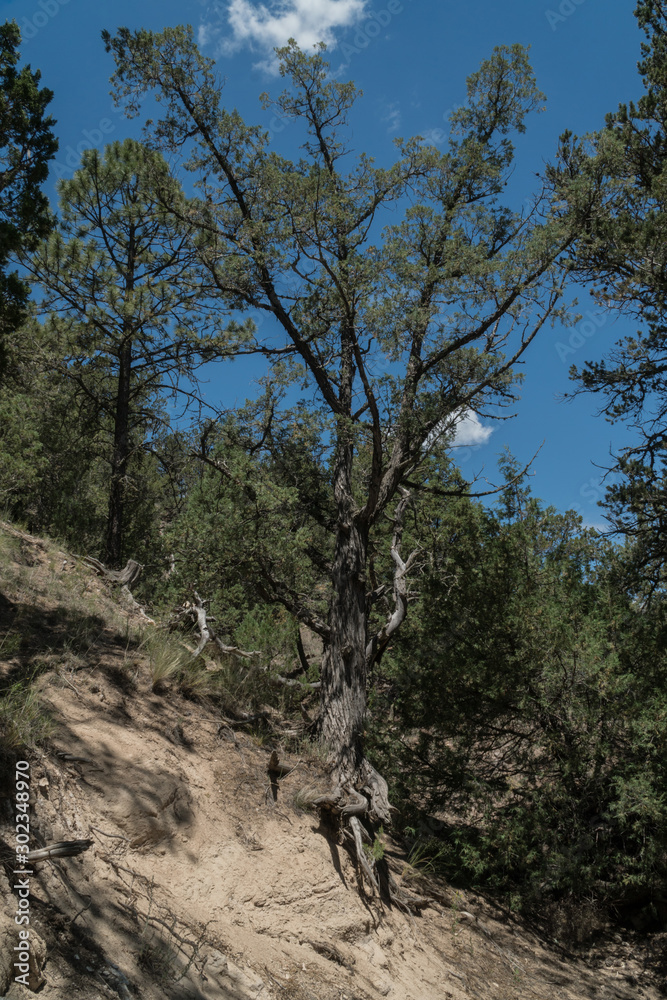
[423, 409, 494, 453]
[451, 411, 494, 447]
[201, 0, 368, 72]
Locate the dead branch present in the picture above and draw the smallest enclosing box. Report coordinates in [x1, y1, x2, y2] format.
[256, 573, 330, 641]
[273, 674, 321, 689]
[366, 489, 420, 671]
[171, 591, 261, 662]
[220, 711, 272, 728]
[267, 751, 295, 778]
[82, 556, 155, 622]
[83, 556, 143, 588]
[24, 839, 94, 863]
[296, 628, 311, 673]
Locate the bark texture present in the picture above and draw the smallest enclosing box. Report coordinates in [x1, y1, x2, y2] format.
[320, 520, 369, 782]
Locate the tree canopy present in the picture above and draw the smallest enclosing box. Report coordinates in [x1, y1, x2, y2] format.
[554, 1, 667, 595]
[0, 20, 57, 379]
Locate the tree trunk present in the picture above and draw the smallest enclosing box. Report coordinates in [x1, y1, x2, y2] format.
[320, 519, 369, 783]
[318, 516, 393, 829]
[104, 333, 132, 568]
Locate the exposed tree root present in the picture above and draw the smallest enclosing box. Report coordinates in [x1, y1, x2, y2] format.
[347, 816, 380, 894]
[24, 839, 94, 863]
[313, 764, 431, 912]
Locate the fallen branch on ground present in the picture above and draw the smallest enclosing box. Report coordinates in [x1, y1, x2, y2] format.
[83, 556, 143, 588]
[24, 839, 94, 863]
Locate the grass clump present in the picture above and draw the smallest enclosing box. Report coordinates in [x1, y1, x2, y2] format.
[0, 681, 53, 756]
[146, 633, 193, 693]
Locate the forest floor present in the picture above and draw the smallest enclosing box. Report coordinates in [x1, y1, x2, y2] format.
[0, 519, 665, 1000]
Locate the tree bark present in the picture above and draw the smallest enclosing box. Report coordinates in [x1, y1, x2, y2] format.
[104, 329, 132, 568]
[320, 519, 369, 784]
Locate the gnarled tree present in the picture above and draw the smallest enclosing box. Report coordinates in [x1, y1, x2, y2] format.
[102, 28, 598, 885]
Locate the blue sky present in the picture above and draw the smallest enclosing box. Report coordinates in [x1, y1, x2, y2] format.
[3, 0, 646, 527]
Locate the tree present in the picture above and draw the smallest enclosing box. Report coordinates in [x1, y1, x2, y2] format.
[102, 27, 597, 874]
[0, 350, 107, 542]
[0, 20, 57, 380]
[553, 2, 667, 594]
[27, 138, 236, 567]
[370, 463, 667, 918]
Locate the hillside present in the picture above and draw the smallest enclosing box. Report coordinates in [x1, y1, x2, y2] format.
[0, 520, 664, 1000]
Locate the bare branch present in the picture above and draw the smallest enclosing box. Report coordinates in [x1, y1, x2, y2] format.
[172, 592, 261, 662]
[366, 490, 420, 670]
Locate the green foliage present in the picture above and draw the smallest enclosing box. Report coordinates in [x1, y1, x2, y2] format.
[369, 460, 667, 915]
[552, 5, 667, 594]
[156, 413, 328, 656]
[0, 20, 57, 378]
[0, 350, 167, 562]
[368, 825, 385, 863]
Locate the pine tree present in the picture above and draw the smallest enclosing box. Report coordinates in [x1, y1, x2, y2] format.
[27, 138, 234, 566]
[553, 2, 667, 593]
[0, 20, 57, 379]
